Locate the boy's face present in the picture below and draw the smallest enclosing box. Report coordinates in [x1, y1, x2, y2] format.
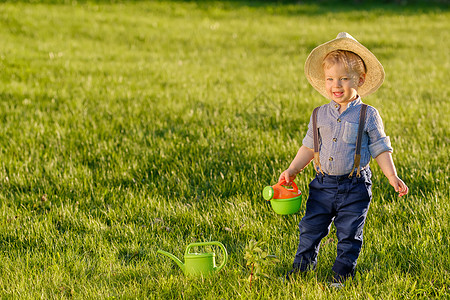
[324, 62, 365, 106]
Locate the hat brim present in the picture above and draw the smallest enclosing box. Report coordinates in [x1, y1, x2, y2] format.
[304, 36, 385, 98]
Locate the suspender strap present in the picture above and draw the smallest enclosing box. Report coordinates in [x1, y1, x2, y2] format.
[312, 107, 324, 175]
[349, 104, 368, 178]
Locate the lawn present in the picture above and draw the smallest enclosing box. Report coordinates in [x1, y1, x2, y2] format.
[0, 0, 448, 298]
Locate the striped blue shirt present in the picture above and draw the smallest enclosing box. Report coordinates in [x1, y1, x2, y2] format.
[302, 96, 393, 175]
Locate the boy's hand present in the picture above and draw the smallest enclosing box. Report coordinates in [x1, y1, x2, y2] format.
[388, 175, 409, 197]
[278, 168, 297, 185]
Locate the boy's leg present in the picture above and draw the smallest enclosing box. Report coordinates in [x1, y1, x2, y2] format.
[332, 169, 372, 281]
[292, 175, 335, 273]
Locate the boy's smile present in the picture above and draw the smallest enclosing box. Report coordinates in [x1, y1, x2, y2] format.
[324, 63, 365, 111]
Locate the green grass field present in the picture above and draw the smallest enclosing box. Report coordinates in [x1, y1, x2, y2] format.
[0, 0, 449, 298]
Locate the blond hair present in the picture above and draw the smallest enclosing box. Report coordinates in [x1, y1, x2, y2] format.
[322, 50, 367, 75]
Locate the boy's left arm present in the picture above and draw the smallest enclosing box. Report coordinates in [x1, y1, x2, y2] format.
[375, 151, 409, 197]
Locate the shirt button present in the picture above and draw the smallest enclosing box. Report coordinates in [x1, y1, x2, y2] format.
[329, 157, 333, 161]
[333, 138, 337, 142]
[337, 118, 341, 122]
[335, 104, 339, 108]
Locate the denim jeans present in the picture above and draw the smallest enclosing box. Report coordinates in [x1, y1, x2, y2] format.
[293, 168, 372, 280]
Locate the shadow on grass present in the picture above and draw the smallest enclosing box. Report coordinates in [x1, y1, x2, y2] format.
[173, 0, 449, 12]
[0, 0, 448, 13]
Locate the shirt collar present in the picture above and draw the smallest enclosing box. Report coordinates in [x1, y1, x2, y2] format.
[329, 95, 362, 111]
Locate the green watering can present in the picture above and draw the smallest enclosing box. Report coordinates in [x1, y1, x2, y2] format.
[157, 241, 228, 276]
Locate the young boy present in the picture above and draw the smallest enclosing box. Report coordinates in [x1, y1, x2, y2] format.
[280, 32, 408, 283]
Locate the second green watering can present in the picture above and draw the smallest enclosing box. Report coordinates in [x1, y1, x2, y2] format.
[157, 241, 228, 276]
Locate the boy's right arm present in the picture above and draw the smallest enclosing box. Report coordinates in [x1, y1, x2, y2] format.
[279, 145, 314, 184]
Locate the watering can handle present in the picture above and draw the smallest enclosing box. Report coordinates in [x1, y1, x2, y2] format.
[185, 241, 228, 272]
[278, 179, 299, 194]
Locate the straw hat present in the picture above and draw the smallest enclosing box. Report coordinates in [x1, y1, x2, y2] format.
[304, 32, 385, 98]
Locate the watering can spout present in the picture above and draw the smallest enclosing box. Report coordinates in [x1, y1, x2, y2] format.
[157, 249, 185, 273]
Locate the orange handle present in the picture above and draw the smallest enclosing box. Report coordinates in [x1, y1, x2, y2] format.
[277, 179, 299, 194]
